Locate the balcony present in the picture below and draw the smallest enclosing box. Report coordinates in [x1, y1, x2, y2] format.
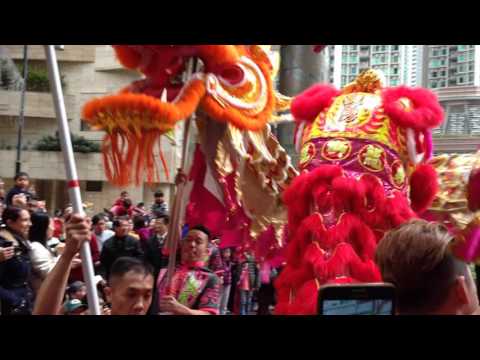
[433, 86, 480, 102]
[0, 90, 75, 119]
[0, 148, 176, 183]
[3, 45, 96, 63]
[433, 136, 480, 154]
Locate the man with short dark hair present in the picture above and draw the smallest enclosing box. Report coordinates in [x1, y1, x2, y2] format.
[104, 257, 154, 316]
[92, 213, 114, 251]
[151, 191, 168, 217]
[100, 217, 144, 279]
[156, 225, 221, 315]
[376, 219, 479, 315]
[144, 215, 169, 276]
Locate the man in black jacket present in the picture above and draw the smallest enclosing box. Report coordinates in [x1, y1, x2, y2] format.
[100, 217, 144, 279]
[144, 215, 169, 315]
[143, 215, 169, 278]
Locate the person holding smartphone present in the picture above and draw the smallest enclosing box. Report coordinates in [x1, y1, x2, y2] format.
[376, 219, 479, 315]
[5, 172, 33, 207]
[0, 206, 34, 315]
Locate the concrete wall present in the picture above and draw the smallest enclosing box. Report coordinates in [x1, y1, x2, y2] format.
[0, 90, 75, 119]
[0, 116, 60, 149]
[4, 45, 96, 63]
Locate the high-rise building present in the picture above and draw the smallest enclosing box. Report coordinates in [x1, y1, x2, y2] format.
[423, 45, 480, 89]
[330, 45, 420, 88]
[425, 45, 480, 153]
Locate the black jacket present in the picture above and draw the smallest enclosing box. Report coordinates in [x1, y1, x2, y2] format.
[0, 228, 33, 315]
[100, 235, 144, 279]
[143, 233, 168, 276]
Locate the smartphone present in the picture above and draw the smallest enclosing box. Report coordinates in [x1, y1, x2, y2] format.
[1, 240, 14, 248]
[318, 283, 396, 315]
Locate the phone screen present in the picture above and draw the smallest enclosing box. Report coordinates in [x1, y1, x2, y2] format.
[322, 299, 393, 315]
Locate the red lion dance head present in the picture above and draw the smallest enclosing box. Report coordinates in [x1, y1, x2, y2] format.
[276, 69, 445, 314]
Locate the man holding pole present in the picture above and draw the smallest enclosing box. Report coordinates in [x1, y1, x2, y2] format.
[157, 225, 221, 315]
[34, 214, 155, 316]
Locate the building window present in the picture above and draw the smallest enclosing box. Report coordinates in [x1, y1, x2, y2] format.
[440, 70, 446, 76]
[469, 63, 474, 71]
[431, 71, 437, 78]
[458, 54, 466, 62]
[458, 76, 465, 84]
[469, 74, 474, 83]
[86, 181, 103, 192]
[458, 45, 467, 51]
[469, 51, 475, 60]
[440, 80, 446, 87]
[350, 45, 358, 51]
[430, 59, 440, 68]
[441, 48, 448, 55]
[430, 81, 437, 88]
[391, 45, 399, 51]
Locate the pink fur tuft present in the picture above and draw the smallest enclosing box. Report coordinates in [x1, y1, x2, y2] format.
[382, 86, 444, 131]
[291, 84, 340, 123]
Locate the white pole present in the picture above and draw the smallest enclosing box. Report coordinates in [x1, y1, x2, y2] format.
[44, 45, 100, 316]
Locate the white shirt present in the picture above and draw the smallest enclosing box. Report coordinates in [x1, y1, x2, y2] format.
[29, 242, 59, 293]
[96, 229, 115, 251]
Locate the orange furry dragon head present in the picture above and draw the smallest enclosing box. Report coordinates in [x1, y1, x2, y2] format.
[83, 45, 284, 186]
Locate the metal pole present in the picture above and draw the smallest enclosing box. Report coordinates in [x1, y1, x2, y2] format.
[165, 59, 197, 288]
[44, 45, 100, 315]
[15, 45, 28, 174]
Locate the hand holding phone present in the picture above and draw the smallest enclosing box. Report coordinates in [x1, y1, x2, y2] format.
[318, 283, 396, 315]
[0, 246, 15, 262]
[12, 194, 28, 208]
